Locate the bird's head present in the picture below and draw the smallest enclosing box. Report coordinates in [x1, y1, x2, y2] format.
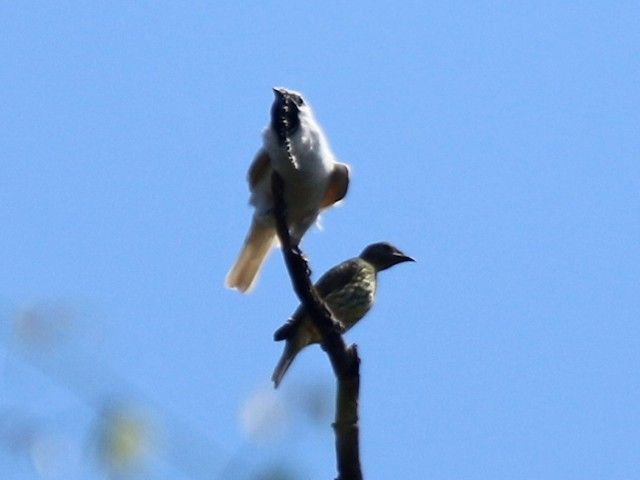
[360, 242, 415, 271]
[270, 87, 308, 144]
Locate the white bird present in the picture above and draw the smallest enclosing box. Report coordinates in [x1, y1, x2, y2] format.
[225, 87, 350, 293]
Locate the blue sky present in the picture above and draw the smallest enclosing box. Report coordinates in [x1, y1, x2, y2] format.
[1, 2, 638, 479]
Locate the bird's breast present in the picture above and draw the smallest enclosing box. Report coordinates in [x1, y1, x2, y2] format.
[325, 270, 376, 330]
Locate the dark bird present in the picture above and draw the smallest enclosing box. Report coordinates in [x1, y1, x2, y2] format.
[225, 87, 350, 293]
[271, 242, 414, 387]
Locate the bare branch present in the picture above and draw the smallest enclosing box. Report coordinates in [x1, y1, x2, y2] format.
[271, 172, 363, 480]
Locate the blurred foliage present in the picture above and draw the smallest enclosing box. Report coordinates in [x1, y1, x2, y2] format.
[12, 304, 75, 350]
[240, 387, 288, 441]
[1, 303, 329, 479]
[288, 381, 332, 424]
[253, 464, 299, 480]
[94, 404, 155, 476]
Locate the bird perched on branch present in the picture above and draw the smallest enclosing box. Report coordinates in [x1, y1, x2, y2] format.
[271, 242, 414, 387]
[225, 87, 350, 293]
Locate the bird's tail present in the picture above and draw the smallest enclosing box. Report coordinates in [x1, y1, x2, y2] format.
[271, 341, 300, 388]
[225, 219, 276, 293]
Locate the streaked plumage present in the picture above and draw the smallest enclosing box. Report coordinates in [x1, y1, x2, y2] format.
[271, 242, 414, 387]
[225, 88, 350, 293]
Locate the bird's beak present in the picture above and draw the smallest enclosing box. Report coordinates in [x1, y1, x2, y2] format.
[393, 252, 415, 264]
[273, 87, 287, 98]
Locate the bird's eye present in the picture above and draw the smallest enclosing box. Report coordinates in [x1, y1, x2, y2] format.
[294, 95, 304, 106]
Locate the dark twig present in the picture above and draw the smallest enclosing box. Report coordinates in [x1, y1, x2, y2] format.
[271, 172, 363, 480]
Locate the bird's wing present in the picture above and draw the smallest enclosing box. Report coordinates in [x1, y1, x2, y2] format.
[314, 258, 361, 298]
[273, 259, 362, 341]
[247, 149, 272, 189]
[320, 162, 350, 208]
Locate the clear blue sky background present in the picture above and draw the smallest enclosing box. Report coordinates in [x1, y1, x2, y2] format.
[1, 2, 638, 479]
